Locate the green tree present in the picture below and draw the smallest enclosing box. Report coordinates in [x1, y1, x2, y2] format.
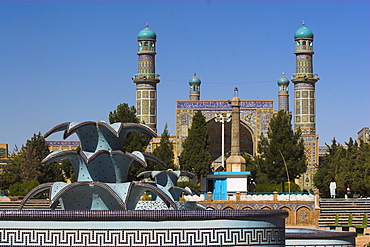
[253, 110, 306, 188]
[0, 149, 22, 190]
[152, 124, 175, 170]
[314, 138, 370, 197]
[109, 103, 151, 181]
[21, 133, 50, 182]
[352, 142, 370, 196]
[0, 133, 66, 192]
[109, 103, 149, 152]
[313, 138, 339, 197]
[179, 110, 211, 182]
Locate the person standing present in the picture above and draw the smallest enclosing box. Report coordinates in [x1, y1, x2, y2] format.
[329, 180, 337, 198]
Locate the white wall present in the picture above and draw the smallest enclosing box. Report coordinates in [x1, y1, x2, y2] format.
[227, 178, 248, 192]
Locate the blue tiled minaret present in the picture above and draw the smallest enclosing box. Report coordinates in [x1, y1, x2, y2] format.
[277, 73, 290, 112]
[132, 23, 160, 132]
[292, 22, 320, 190]
[292, 22, 319, 135]
[189, 73, 201, 100]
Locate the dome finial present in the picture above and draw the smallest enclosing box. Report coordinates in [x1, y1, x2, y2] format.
[234, 87, 239, 97]
[194, 72, 196, 76]
[302, 20, 305, 26]
[146, 22, 149, 28]
[282, 72, 285, 76]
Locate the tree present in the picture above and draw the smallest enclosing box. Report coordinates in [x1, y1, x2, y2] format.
[179, 110, 211, 182]
[109, 103, 139, 125]
[21, 133, 51, 183]
[253, 110, 306, 187]
[0, 149, 22, 190]
[109, 103, 151, 181]
[108, 103, 149, 152]
[0, 133, 65, 192]
[152, 124, 175, 170]
[314, 138, 370, 197]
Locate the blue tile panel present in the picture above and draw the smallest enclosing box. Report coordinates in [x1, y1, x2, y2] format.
[177, 100, 273, 109]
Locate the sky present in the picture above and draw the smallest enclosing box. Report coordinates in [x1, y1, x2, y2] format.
[1, 1, 369, 153]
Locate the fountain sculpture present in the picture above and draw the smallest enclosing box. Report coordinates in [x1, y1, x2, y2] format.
[0, 121, 356, 246]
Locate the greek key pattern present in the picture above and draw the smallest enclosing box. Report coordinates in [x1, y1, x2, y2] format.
[0, 228, 284, 246]
[286, 244, 354, 247]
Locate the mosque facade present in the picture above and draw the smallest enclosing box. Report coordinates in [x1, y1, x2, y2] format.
[134, 23, 319, 190]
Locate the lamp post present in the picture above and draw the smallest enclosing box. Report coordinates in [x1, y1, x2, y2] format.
[215, 112, 231, 169]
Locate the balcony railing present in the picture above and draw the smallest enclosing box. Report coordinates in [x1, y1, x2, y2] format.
[291, 73, 319, 80]
[133, 73, 160, 80]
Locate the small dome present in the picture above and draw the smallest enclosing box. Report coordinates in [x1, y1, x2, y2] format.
[277, 74, 289, 85]
[189, 74, 201, 84]
[138, 25, 156, 40]
[294, 26, 314, 39]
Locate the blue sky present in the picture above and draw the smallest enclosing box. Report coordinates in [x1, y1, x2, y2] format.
[1, 1, 369, 152]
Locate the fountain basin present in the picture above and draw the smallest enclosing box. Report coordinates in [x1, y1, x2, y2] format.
[286, 228, 356, 246]
[0, 209, 287, 246]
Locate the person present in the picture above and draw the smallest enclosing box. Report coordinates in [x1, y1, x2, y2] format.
[329, 180, 336, 198]
[249, 178, 256, 193]
[346, 186, 351, 199]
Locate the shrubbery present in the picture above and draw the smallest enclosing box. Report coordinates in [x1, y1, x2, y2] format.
[8, 180, 39, 196]
[256, 182, 302, 193]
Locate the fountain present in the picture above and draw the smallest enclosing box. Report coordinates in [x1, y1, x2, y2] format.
[0, 121, 357, 246]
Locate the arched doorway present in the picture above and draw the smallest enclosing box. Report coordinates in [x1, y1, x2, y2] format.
[207, 119, 253, 164]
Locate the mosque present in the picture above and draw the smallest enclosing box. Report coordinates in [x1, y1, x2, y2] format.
[134, 23, 319, 191]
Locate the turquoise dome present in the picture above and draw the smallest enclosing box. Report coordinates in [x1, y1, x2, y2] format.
[277, 75, 289, 85]
[138, 27, 156, 40]
[294, 26, 314, 39]
[189, 75, 201, 84]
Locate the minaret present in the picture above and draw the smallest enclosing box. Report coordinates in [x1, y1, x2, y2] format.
[225, 88, 246, 172]
[277, 72, 290, 112]
[292, 22, 320, 190]
[132, 23, 160, 132]
[292, 22, 319, 135]
[189, 73, 201, 100]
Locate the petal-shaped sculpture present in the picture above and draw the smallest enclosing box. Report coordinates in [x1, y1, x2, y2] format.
[139, 152, 167, 168]
[128, 182, 177, 210]
[138, 169, 195, 188]
[42, 150, 146, 183]
[44, 121, 157, 153]
[169, 186, 195, 201]
[49, 182, 129, 210]
[97, 122, 157, 151]
[18, 183, 54, 210]
[32, 120, 184, 211]
[137, 170, 197, 202]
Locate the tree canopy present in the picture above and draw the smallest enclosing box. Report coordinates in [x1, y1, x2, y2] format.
[0, 133, 66, 193]
[108, 103, 150, 181]
[252, 110, 307, 185]
[314, 138, 370, 197]
[179, 110, 211, 181]
[109, 103, 149, 153]
[152, 123, 175, 170]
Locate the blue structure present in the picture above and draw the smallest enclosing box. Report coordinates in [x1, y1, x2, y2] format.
[206, 172, 251, 200]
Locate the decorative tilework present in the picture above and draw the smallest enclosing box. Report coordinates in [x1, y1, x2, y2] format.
[177, 101, 273, 110]
[142, 91, 149, 98]
[0, 227, 285, 246]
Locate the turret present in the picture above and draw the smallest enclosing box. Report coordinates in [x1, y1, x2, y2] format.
[292, 22, 319, 135]
[277, 73, 290, 112]
[189, 73, 201, 100]
[132, 23, 160, 132]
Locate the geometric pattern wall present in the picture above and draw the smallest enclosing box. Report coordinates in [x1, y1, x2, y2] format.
[0, 227, 285, 246]
[176, 100, 274, 159]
